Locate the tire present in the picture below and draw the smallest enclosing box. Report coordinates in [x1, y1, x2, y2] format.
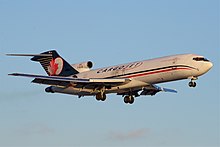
[101, 93, 107, 101]
[129, 96, 134, 104]
[124, 96, 129, 104]
[189, 81, 193, 87]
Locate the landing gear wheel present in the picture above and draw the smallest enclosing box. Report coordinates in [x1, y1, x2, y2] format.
[128, 96, 134, 104]
[96, 93, 107, 101]
[193, 82, 196, 87]
[96, 93, 101, 101]
[189, 81, 196, 87]
[124, 96, 135, 104]
[124, 96, 130, 104]
[189, 81, 193, 87]
[101, 93, 106, 101]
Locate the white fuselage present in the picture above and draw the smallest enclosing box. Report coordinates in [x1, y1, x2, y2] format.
[52, 54, 213, 96]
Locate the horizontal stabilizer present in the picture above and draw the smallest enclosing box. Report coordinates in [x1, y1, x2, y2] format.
[6, 53, 52, 57]
[6, 50, 79, 76]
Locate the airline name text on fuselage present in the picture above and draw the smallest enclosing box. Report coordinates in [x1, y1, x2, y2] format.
[97, 62, 143, 73]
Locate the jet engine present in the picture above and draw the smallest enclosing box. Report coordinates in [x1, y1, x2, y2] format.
[71, 61, 93, 72]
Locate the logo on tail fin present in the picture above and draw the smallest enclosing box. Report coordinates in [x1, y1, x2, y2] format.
[48, 57, 63, 76]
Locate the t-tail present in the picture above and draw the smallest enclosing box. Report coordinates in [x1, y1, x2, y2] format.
[7, 50, 79, 76]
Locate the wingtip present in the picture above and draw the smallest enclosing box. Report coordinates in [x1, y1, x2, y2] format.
[174, 90, 178, 93]
[162, 87, 178, 93]
[171, 89, 178, 93]
[8, 73, 18, 76]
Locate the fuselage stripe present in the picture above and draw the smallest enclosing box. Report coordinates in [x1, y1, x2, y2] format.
[122, 67, 192, 78]
[105, 65, 195, 79]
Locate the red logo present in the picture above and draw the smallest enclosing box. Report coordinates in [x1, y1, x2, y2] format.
[48, 57, 63, 76]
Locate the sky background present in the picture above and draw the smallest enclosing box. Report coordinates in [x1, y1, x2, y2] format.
[0, 0, 219, 146]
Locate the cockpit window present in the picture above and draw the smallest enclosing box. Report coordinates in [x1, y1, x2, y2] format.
[193, 57, 210, 62]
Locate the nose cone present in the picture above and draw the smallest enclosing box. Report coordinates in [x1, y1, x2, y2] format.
[203, 62, 213, 74]
[208, 62, 213, 70]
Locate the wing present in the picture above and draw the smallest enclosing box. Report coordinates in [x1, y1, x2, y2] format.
[117, 84, 177, 97]
[8, 73, 131, 88]
[140, 84, 177, 96]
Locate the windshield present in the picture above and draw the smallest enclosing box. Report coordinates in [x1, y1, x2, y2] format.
[193, 57, 210, 62]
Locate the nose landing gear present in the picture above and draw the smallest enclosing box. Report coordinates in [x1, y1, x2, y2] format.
[189, 81, 196, 87]
[188, 77, 198, 88]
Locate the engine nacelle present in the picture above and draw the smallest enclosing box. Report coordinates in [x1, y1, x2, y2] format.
[45, 86, 54, 93]
[71, 61, 93, 72]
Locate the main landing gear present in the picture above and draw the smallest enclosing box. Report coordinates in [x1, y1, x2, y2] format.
[96, 92, 107, 101]
[124, 95, 135, 104]
[95, 87, 107, 102]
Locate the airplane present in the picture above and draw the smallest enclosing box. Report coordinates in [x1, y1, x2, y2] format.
[7, 50, 213, 104]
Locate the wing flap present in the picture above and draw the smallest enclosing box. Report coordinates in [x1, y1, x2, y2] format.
[32, 78, 70, 87]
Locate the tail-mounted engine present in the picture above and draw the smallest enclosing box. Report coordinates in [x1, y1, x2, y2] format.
[71, 61, 93, 72]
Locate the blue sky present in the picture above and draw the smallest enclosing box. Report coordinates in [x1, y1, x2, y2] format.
[0, 0, 219, 146]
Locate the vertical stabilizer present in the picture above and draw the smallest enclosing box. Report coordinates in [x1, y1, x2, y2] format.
[31, 50, 79, 76]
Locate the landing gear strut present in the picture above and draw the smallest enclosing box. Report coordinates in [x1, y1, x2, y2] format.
[124, 95, 135, 104]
